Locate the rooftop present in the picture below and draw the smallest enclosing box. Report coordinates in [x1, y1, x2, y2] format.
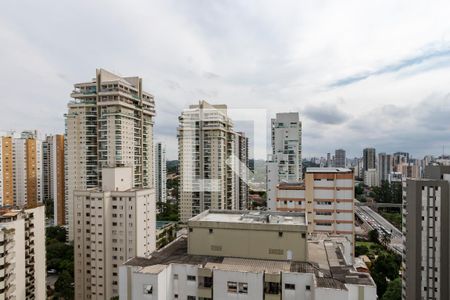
[125, 235, 374, 288]
[189, 210, 306, 226]
[307, 167, 352, 173]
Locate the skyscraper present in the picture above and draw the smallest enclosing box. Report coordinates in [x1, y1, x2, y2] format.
[178, 101, 249, 222]
[154, 142, 167, 203]
[66, 69, 155, 240]
[334, 148, 346, 168]
[363, 148, 376, 173]
[402, 166, 450, 300]
[378, 152, 393, 184]
[266, 112, 302, 210]
[42, 134, 65, 225]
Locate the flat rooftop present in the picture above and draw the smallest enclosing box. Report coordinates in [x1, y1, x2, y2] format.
[189, 210, 306, 226]
[307, 167, 352, 173]
[125, 236, 374, 288]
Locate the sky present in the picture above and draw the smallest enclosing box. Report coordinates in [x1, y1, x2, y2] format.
[1, 0, 450, 160]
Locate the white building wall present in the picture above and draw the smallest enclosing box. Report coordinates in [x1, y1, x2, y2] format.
[213, 269, 264, 300]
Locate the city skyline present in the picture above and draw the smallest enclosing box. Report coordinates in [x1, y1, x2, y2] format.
[2, 1, 450, 159]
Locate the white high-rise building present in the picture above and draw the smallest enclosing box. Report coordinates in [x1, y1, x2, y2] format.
[42, 134, 65, 225]
[154, 142, 167, 203]
[0, 205, 46, 300]
[378, 153, 393, 184]
[73, 167, 156, 299]
[266, 112, 302, 211]
[178, 101, 249, 222]
[66, 68, 155, 240]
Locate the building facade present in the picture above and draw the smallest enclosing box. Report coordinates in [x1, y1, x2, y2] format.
[0, 205, 46, 300]
[363, 148, 376, 178]
[178, 101, 249, 222]
[66, 68, 155, 240]
[334, 149, 346, 168]
[378, 153, 392, 184]
[154, 142, 167, 203]
[275, 167, 355, 257]
[73, 167, 156, 299]
[119, 210, 375, 300]
[42, 134, 65, 225]
[0, 132, 43, 207]
[266, 112, 302, 211]
[402, 166, 450, 300]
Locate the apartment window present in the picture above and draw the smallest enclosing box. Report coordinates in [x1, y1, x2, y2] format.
[174, 274, 179, 280]
[187, 296, 196, 300]
[285, 283, 295, 290]
[302, 233, 306, 238]
[209, 228, 213, 234]
[227, 281, 237, 293]
[187, 275, 196, 281]
[278, 232, 283, 237]
[306, 285, 311, 291]
[238, 282, 248, 294]
[189, 228, 193, 232]
[143, 284, 152, 294]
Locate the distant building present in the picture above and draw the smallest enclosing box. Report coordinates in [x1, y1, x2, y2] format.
[275, 167, 355, 257]
[363, 148, 376, 178]
[42, 134, 65, 225]
[334, 149, 346, 168]
[377, 153, 392, 184]
[154, 142, 167, 203]
[402, 166, 450, 300]
[119, 210, 376, 300]
[266, 112, 302, 211]
[73, 167, 156, 299]
[0, 205, 46, 300]
[0, 132, 43, 207]
[178, 101, 249, 222]
[364, 168, 377, 187]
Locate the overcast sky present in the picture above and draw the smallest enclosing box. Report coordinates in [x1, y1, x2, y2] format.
[1, 0, 450, 160]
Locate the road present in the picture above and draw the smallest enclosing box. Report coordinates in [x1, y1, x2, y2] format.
[355, 204, 404, 255]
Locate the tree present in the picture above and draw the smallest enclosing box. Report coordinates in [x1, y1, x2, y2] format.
[372, 271, 388, 297]
[381, 232, 392, 247]
[368, 229, 379, 244]
[355, 245, 369, 256]
[46, 226, 67, 243]
[54, 270, 74, 300]
[382, 278, 401, 300]
[372, 254, 400, 281]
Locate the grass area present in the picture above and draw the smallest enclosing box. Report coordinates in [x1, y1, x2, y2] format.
[380, 211, 402, 230]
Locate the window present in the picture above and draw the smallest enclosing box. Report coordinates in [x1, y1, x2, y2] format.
[238, 282, 248, 294]
[209, 228, 213, 234]
[227, 281, 237, 293]
[278, 232, 283, 237]
[306, 285, 311, 291]
[187, 275, 196, 281]
[301, 233, 306, 238]
[285, 283, 295, 290]
[173, 274, 179, 280]
[187, 296, 196, 300]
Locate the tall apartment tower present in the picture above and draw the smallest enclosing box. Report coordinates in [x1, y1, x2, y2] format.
[154, 142, 167, 203]
[402, 165, 450, 300]
[0, 205, 46, 300]
[266, 112, 302, 210]
[378, 153, 393, 184]
[66, 69, 155, 240]
[178, 101, 249, 222]
[73, 167, 156, 299]
[334, 149, 346, 168]
[0, 132, 43, 207]
[42, 134, 65, 225]
[363, 148, 376, 175]
[0, 136, 14, 206]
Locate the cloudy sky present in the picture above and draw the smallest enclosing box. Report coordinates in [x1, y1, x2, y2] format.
[1, 0, 450, 160]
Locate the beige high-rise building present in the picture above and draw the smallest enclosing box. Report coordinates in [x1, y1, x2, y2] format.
[178, 101, 249, 222]
[275, 167, 355, 257]
[66, 68, 155, 240]
[43, 134, 65, 225]
[0, 132, 43, 208]
[0, 205, 46, 300]
[73, 167, 156, 299]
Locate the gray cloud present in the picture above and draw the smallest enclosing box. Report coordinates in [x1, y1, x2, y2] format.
[303, 104, 350, 125]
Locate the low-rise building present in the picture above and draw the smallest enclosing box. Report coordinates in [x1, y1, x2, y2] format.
[275, 167, 355, 257]
[119, 210, 376, 300]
